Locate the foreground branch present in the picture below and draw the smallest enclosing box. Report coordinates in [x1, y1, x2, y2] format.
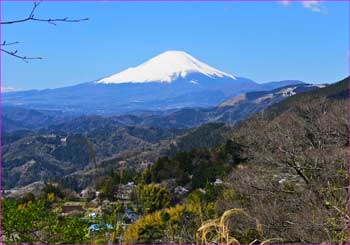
[0, 48, 42, 62]
[0, 2, 88, 62]
[0, 2, 89, 25]
[1, 41, 20, 46]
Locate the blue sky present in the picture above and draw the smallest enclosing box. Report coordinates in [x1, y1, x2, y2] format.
[1, 1, 349, 90]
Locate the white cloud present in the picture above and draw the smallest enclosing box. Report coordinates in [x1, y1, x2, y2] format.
[302, 1, 328, 14]
[279, 0, 328, 14]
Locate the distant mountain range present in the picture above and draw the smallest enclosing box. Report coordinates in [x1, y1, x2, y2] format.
[2, 77, 346, 192]
[3, 50, 304, 115]
[3, 83, 323, 132]
[2, 106, 76, 132]
[1, 82, 324, 189]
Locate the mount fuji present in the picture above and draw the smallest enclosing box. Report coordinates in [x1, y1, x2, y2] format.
[97, 50, 236, 84]
[2, 50, 301, 115]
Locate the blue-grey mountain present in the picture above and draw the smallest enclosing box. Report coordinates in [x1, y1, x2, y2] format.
[3, 51, 303, 115]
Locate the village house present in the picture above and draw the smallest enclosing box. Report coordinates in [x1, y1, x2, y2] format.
[115, 182, 136, 205]
[174, 186, 189, 195]
[124, 209, 139, 224]
[214, 178, 223, 185]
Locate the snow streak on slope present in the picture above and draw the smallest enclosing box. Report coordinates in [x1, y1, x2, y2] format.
[98, 50, 236, 84]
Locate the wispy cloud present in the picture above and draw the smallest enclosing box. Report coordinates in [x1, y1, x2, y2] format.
[302, 1, 328, 14]
[278, 0, 328, 14]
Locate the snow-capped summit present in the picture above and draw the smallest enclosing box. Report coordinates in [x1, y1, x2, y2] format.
[97, 50, 236, 84]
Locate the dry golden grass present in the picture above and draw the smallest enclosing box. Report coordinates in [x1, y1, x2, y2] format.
[196, 208, 280, 244]
[197, 208, 245, 244]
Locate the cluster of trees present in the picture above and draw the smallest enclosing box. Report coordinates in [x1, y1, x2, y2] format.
[167, 123, 229, 154]
[124, 201, 211, 243]
[124, 179, 227, 243]
[2, 183, 129, 244]
[124, 204, 199, 243]
[135, 184, 171, 214]
[96, 168, 140, 201]
[142, 139, 245, 189]
[2, 192, 88, 243]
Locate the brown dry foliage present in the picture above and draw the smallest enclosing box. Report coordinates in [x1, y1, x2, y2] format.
[216, 92, 349, 243]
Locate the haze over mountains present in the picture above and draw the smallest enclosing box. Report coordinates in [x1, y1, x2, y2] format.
[3, 50, 304, 115]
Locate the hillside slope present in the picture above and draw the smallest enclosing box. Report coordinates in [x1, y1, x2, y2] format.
[1, 123, 185, 189]
[216, 77, 349, 243]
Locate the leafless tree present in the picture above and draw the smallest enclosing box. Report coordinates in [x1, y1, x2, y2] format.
[0, 1, 88, 62]
[218, 95, 349, 243]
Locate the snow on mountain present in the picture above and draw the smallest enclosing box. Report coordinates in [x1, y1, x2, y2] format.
[277, 87, 297, 97]
[97, 50, 236, 84]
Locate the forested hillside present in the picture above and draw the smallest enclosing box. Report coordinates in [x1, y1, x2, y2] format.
[2, 77, 348, 244]
[2, 83, 320, 190]
[123, 77, 349, 243]
[214, 77, 349, 243]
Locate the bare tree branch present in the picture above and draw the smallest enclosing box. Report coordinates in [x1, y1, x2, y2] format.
[1, 1, 88, 62]
[0, 48, 42, 63]
[1, 41, 20, 46]
[0, 41, 42, 62]
[0, 2, 89, 25]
